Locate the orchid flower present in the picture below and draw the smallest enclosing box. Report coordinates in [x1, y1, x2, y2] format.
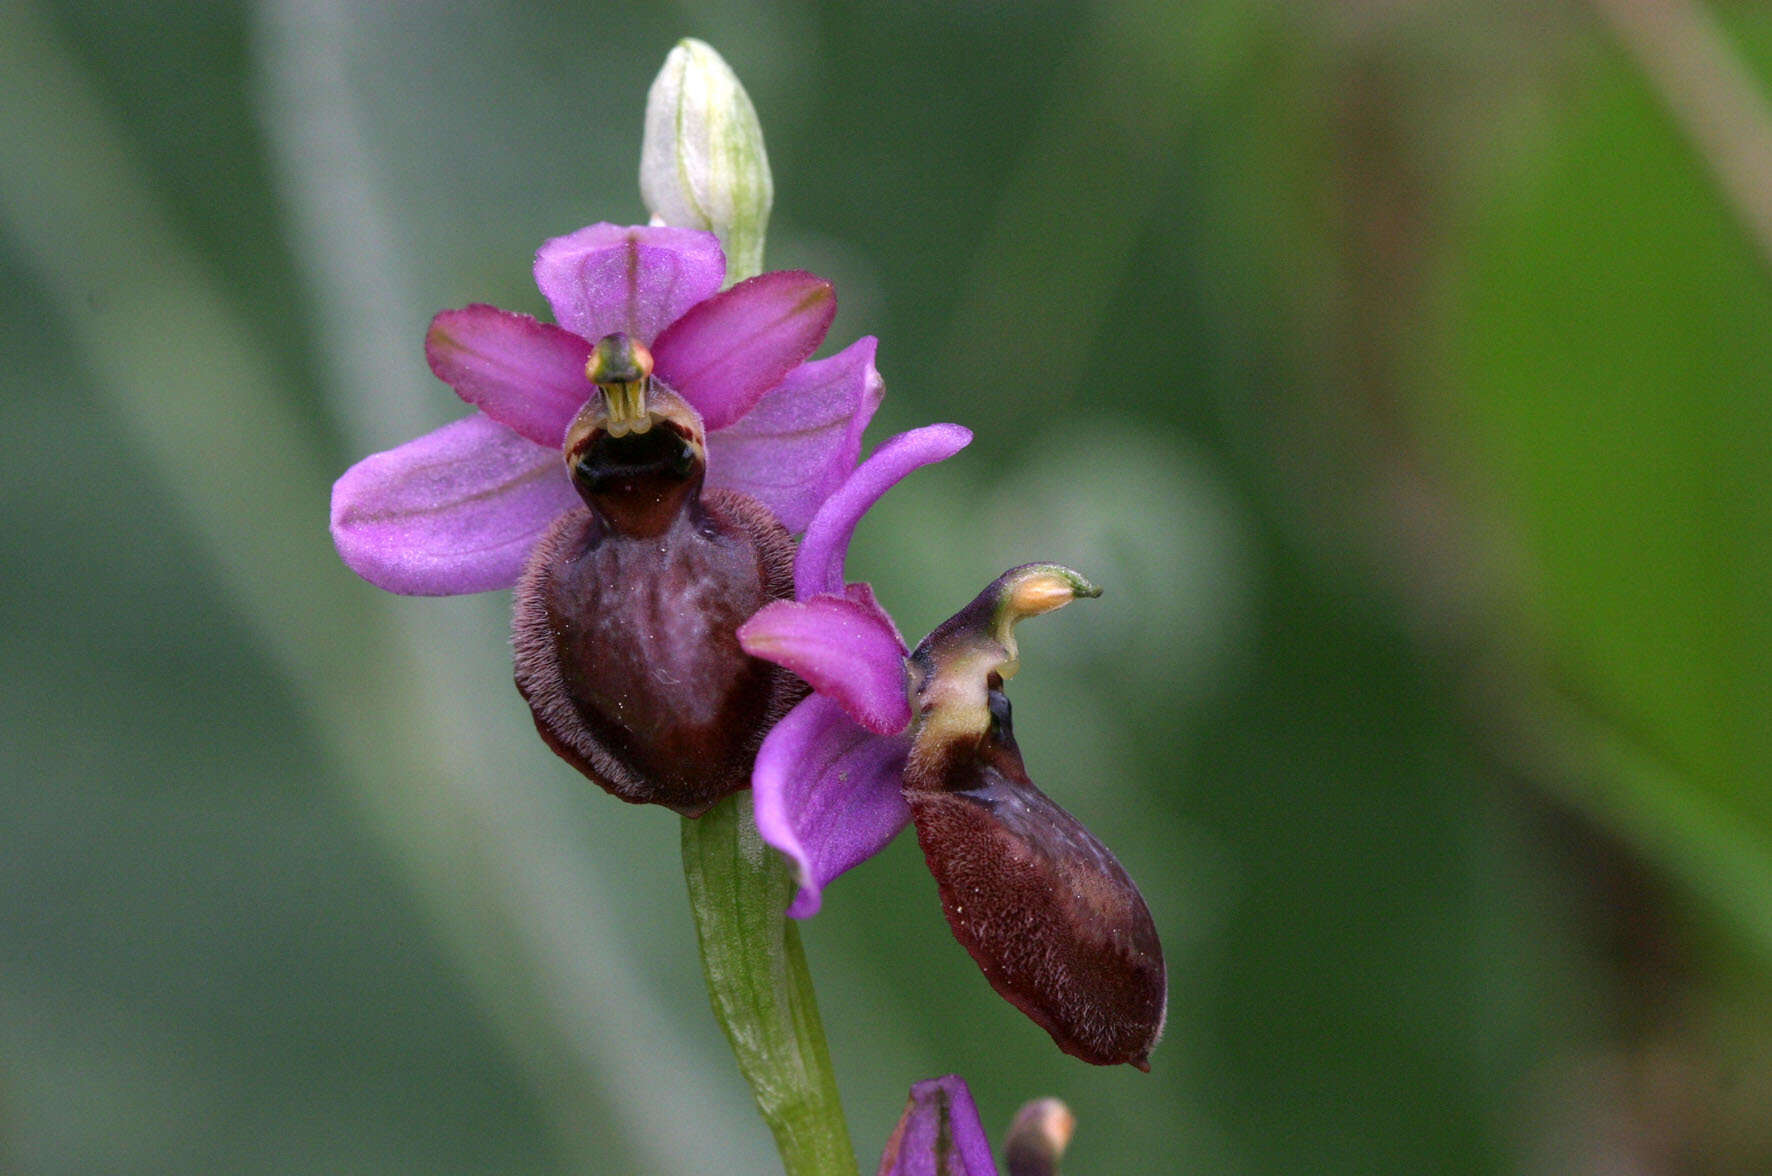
[330, 223, 883, 812]
[330, 221, 880, 595]
[740, 433, 1169, 1069]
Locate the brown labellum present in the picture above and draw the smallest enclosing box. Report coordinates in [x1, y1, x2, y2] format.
[904, 565, 1166, 1069]
[512, 343, 804, 816]
[906, 688, 1166, 1069]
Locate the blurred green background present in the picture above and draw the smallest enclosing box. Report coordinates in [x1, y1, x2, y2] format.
[5, 1, 1772, 1172]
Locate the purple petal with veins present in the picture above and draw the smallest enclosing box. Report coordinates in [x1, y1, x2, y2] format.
[532, 222, 725, 344]
[795, 423, 973, 600]
[426, 305, 591, 447]
[705, 336, 884, 532]
[330, 413, 579, 595]
[752, 694, 912, 919]
[652, 270, 835, 431]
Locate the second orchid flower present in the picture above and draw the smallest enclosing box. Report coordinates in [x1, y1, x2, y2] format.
[740, 433, 1169, 1069]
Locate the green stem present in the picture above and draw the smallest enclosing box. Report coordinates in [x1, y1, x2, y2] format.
[682, 794, 860, 1176]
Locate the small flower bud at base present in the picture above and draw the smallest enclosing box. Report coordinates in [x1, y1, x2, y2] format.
[1005, 1097, 1075, 1176]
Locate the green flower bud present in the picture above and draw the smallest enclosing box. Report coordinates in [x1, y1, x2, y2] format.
[640, 38, 774, 284]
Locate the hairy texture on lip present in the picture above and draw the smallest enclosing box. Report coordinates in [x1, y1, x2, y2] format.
[512, 487, 802, 814]
[906, 694, 1166, 1069]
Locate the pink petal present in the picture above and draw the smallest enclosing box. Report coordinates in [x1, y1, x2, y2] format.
[840, 581, 908, 650]
[651, 270, 835, 431]
[532, 223, 725, 345]
[330, 413, 580, 595]
[704, 336, 885, 532]
[752, 695, 912, 919]
[426, 305, 592, 447]
[877, 1075, 999, 1176]
[795, 424, 974, 599]
[739, 593, 911, 735]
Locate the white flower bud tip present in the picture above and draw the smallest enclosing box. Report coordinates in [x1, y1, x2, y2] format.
[640, 38, 774, 284]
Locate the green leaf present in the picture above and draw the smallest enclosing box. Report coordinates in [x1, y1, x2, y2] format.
[1445, 25, 1772, 957]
